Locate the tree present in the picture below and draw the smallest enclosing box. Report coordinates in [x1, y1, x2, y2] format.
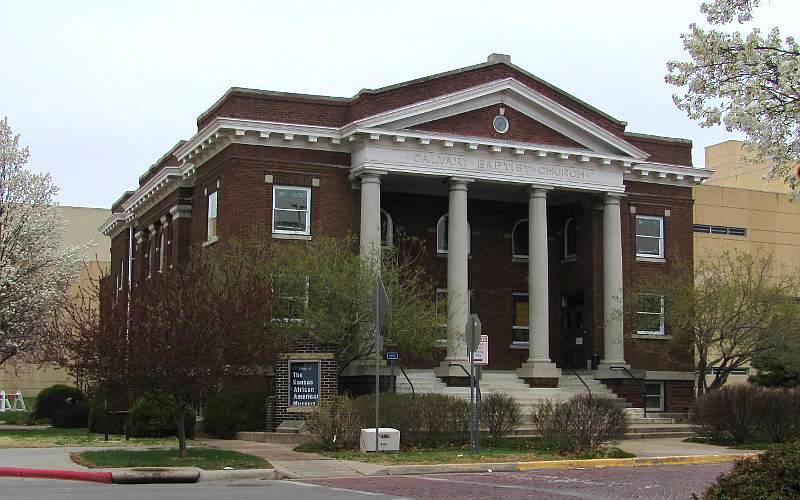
[0, 117, 83, 366]
[627, 250, 800, 395]
[749, 329, 800, 387]
[666, 0, 800, 193]
[52, 244, 284, 457]
[272, 236, 442, 374]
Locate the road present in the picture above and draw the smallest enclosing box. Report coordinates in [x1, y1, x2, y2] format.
[0, 463, 731, 499]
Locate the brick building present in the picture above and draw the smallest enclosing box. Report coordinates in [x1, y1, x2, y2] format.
[100, 54, 711, 413]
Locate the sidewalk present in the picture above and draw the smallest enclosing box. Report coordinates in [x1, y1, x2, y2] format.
[614, 437, 758, 458]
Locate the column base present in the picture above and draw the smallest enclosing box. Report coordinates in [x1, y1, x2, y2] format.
[517, 362, 561, 387]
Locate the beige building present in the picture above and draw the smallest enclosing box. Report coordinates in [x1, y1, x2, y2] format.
[0, 206, 110, 398]
[693, 140, 800, 383]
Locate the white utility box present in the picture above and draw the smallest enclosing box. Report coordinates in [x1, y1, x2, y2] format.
[359, 427, 400, 452]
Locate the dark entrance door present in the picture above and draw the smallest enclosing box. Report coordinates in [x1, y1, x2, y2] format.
[560, 292, 586, 369]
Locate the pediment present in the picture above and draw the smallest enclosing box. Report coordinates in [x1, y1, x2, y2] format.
[351, 78, 649, 159]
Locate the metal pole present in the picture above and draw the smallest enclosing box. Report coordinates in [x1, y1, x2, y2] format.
[390, 360, 395, 394]
[469, 345, 475, 453]
[374, 277, 380, 454]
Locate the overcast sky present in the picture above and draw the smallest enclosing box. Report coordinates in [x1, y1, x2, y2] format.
[1, 1, 797, 208]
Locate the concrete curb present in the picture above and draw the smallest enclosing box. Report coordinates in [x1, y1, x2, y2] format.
[198, 468, 278, 481]
[380, 453, 756, 476]
[111, 470, 199, 484]
[0, 467, 112, 483]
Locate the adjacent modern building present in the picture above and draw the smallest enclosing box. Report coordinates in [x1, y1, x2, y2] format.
[694, 140, 800, 384]
[100, 54, 713, 413]
[0, 206, 110, 397]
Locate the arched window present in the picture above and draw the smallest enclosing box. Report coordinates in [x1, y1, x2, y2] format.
[381, 209, 393, 248]
[512, 219, 529, 259]
[564, 218, 577, 260]
[436, 214, 471, 255]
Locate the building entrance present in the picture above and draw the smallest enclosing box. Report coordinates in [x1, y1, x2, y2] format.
[559, 292, 586, 370]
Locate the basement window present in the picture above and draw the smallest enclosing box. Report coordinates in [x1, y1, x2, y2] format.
[644, 382, 664, 412]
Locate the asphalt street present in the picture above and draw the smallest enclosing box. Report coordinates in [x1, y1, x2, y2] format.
[0, 462, 732, 499]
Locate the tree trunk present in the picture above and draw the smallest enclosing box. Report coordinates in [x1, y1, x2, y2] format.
[175, 404, 187, 458]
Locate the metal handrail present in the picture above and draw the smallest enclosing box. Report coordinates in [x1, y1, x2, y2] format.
[570, 369, 592, 398]
[396, 363, 415, 396]
[448, 363, 481, 400]
[611, 366, 647, 419]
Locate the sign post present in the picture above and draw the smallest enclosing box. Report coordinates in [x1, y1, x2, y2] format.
[465, 314, 481, 454]
[373, 277, 390, 454]
[387, 352, 399, 393]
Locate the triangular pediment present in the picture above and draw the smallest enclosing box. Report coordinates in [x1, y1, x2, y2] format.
[351, 78, 649, 159]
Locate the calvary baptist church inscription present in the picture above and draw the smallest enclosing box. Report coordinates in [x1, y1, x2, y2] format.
[408, 152, 589, 180]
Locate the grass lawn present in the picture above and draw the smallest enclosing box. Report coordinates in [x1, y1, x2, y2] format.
[73, 448, 270, 470]
[684, 437, 773, 450]
[295, 438, 635, 465]
[0, 427, 202, 448]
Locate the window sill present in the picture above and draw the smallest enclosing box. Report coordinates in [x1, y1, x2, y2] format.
[512, 257, 528, 263]
[202, 236, 219, 247]
[560, 256, 576, 264]
[509, 342, 530, 350]
[632, 333, 672, 340]
[273, 233, 312, 241]
[436, 253, 472, 259]
[636, 256, 665, 263]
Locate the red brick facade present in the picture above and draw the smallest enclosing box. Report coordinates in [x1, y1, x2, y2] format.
[105, 56, 703, 411]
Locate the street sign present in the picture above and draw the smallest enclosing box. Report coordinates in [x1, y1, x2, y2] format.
[386, 351, 399, 361]
[465, 314, 482, 352]
[472, 335, 489, 366]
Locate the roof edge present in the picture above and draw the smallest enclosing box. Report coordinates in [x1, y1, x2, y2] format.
[625, 131, 692, 145]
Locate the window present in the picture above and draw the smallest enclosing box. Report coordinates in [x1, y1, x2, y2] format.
[512, 219, 529, 259]
[381, 209, 393, 248]
[644, 382, 664, 412]
[166, 222, 173, 268]
[158, 227, 165, 272]
[273, 186, 311, 235]
[564, 218, 577, 260]
[436, 214, 471, 255]
[273, 275, 309, 322]
[693, 224, 747, 237]
[635, 215, 664, 258]
[206, 191, 218, 240]
[636, 294, 665, 335]
[512, 293, 529, 344]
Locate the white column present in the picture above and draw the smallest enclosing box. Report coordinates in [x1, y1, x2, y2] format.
[436, 177, 472, 377]
[601, 194, 626, 366]
[528, 188, 551, 363]
[359, 172, 383, 270]
[517, 187, 560, 381]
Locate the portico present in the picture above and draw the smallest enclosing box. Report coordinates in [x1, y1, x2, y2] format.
[353, 137, 634, 384]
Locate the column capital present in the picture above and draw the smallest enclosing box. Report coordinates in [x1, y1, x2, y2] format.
[160, 215, 170, 225]
[169, 204, 192, 220]
[147, 223, 156, 232]
[604, 192, 626, 203]
[358, 169, 387, 181]
[448, 177, 473, 192]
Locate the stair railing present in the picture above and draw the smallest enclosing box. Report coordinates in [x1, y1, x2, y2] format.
[610, 366, 647, 419]
[570, 369, 592, 398]
[396, 363, 415, 396]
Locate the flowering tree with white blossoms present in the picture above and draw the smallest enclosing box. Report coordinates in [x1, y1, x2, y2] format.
[0, 117, 82, 366]
[666, 0, 800, 193]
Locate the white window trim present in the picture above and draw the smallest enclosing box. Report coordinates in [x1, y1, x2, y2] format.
[272, 185, 311, 236]
[158, 230, 166, 272]
[206, 191, 218, 241]
[644, 381, 665, 412]
[563, 217, 577, 261]
[635, 215, 664, 258]
[381, 208, 393, 248]
[636, 294, 665, 336]
[512, 292, 530, 345]
[436, 214, 471, 255]
[511, 218, 529, 260]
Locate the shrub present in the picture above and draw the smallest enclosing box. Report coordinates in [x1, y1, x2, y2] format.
[356, 393, 470, 448]
[305, 396, 361, 451]
[701, 441, 800, 499]
[481, 393, 523, 440]
[51, 401, 89, 428]
[0, 411, 29, 425]
[87, 398, 125, 435]
[692, 384, 762, 444]
[202, 382, 271, 439]
[755, 388, 800, 444]
[129, 394, 195, 439]
[531, 395, 628, 454]
[35, 385, 84, 420]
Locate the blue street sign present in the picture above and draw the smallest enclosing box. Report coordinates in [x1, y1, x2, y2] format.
[386, 351, 399, 361]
